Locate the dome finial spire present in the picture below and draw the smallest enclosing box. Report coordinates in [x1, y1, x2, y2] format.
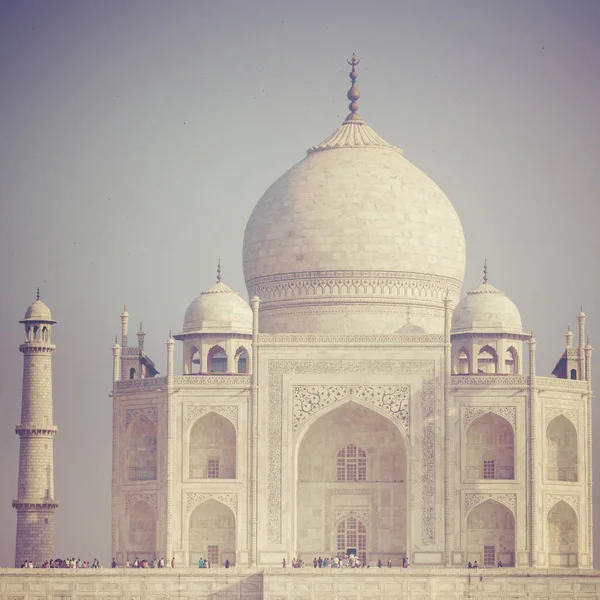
[217, 259, 222, 283]
[483, 259, 488, 284]
[344, 53, 361, 123]
[36, 287, 40, 301]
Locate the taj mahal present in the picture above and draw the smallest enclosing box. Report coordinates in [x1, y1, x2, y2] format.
[7, 57, 597, 599]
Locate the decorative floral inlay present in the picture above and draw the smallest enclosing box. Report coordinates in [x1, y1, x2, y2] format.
[334, 509, 370, 526]
[125, 406, 158, 428]
[185, 405, 238, 430]
[464, 493, 516, 515]
[544, 407, 579, 433]
[544, 494, 580, 517]
[185, 492, 237, 515]
[125, 492, 158, 512]
[463, 405, 516, 429]
[293, 385, 409, 435]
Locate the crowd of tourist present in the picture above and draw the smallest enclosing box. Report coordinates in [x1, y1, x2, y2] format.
[284, 555, 410, 569]
[21, 558, 102, 568]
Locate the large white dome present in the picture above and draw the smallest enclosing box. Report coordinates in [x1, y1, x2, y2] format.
[243, 70, 466, 334]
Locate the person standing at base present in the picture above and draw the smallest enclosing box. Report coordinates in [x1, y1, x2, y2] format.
[225, 559, 230, 569]
[282, 558, 286, 568]
[171, 557, 175, 568]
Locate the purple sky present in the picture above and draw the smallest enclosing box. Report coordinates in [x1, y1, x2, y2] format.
[0, 0, 599, 567]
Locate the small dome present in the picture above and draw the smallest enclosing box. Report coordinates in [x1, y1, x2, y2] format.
[183, 280, 252, 334]
[452, 280, 522, 334]
[20, 298, 55, 323]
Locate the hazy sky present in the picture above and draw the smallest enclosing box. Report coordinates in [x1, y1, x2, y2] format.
[0, 0, 599, 567]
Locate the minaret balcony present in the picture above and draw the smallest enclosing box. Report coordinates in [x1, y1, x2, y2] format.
[15, 425, 58, 436]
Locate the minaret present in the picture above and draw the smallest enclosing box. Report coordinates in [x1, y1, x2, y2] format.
[13, 290, 59, 567]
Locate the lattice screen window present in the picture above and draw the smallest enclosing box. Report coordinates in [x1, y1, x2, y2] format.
[207, 459, 220, 479]
[207, 545, 219, 565]
[483, 460, 495, 479]
[336, 444, 367, 481]
[484, 545, 495, 567]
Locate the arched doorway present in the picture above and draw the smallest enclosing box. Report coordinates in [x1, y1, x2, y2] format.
[336, 515, 367, 564]
[548, 501, 578, 566]
[466, 500, 515, 566]
[547, 415, 578, 482]
[189, 412, 236, 479]
[466, 413, 514, 480]
[296, 402, 406, 565]
[188, 500, 236, 566]
[127, 501, 157, 563]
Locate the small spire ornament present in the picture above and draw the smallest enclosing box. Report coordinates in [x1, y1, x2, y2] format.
[483, 260, 488, 284]
[344, 53, 361, 123]
[217, 259, 222, 283]
[36, 287, 40, 301]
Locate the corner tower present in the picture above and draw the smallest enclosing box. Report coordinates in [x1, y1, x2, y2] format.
[13, 290, 59, 567]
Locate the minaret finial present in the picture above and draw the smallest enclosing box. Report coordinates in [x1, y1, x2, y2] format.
[483, 260, 488, 284]
[36, 287, 40, 301]
[344, 53, 361, 123]
[217, 259, 222, 283]
[114, 334, 118, 344]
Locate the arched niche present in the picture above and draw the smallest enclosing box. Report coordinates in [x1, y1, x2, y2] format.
[189, 346, 200, 374]
[127, 416, 157, 481]
[208, 345, 227, 373]
[296, 402, 406, 565]
[189, 412, 236, 479]
[467, 499, 515, 567]
[548, 501, 578, 567]
[234, 346, 249, 374]
[188, 499, 236, 566]
[547, 415, 578, 482]
[477, 346, 498, 374]
[504, 347, 518, 374]
[457, 347, 470, 374]
[466, 413, 514, 480]
[127, 501, 157, 562]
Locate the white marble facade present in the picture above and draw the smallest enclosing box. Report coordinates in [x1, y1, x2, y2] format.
[110, 62, 593, 570]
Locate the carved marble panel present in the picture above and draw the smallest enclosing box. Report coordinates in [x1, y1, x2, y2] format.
[185, 404, 238, 430]
[125, 406, 159, 428]
[544, 406, 579, 433]
[544, 494, 580, 518]
[293, 385, 409, 435]
[125, 492, 158, 512]
[463, 405, 516, 429]
[464, 493, 517, 515]
[185, 492, 238, 516]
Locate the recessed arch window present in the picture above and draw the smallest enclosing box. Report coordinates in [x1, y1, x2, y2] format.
[208, 345, 227, 373]
[547, 415, 577, 482]
[504, 347, 518, 374]
[189, 347, 200, 374]
[477, 346, 498, 374]
[336, 444, 367, 481]
[466, 413, 514, 480]
[570, 369, 577, 380]
[457, 347, 470, 374]
[235, 346, 249, 374]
